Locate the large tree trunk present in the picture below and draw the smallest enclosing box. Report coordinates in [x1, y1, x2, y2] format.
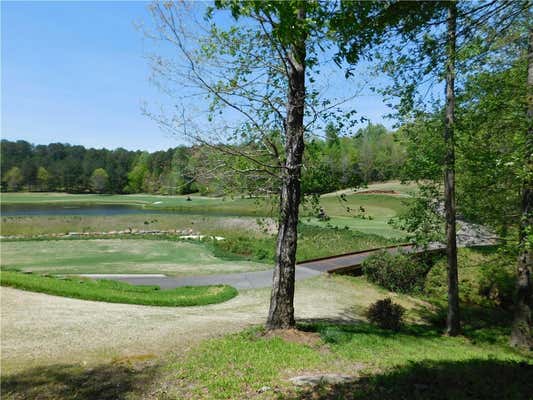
[444, 1, 460, 336]
[510, 27, 533, 348]
[266, 7, 307, 330]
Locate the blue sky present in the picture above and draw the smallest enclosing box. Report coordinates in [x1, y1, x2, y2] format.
[2, 1, 394, 152]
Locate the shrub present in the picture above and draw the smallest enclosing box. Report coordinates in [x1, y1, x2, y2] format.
[210, 235, 276, 262]
[478, 261, 515, 309]
[424, 247, 514, 308]
[362, 250, 428, 293]
[365, 298, 405, 331]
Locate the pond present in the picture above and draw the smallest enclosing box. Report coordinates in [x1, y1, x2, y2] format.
[0, 204, 177, 217]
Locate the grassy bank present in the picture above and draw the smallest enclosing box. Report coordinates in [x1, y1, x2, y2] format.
[0, 270, 237, 306]
[210, 224, 396, 263]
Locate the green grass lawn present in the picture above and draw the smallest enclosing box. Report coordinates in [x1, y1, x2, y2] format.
[0, 239, 269, 276]
[302, 194, 410, 239]
[166, 320, 531, 399]
[0, 270, 237, 306]
[304, 215, 405, 239]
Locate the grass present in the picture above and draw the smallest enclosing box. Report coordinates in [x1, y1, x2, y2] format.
[0, 270, 238, 306]
[0, 225, 394, 277]
[1, 219, 396, 275]
[304, 215, 405, 239]
[302, 194, 410, 239]
[171, 328, 326, 398]
[0, 238, 269, 276]
[323, 180, 419, 197]
[163, 320, 531, 399]
[211, 224, 396, 263]
[1, 362, 161, 400]
[289, 358, 533, 400]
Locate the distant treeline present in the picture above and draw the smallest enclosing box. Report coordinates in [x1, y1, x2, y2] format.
[1, 123, 405, 195]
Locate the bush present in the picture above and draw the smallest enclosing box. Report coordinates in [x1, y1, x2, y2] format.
[362, 250, 428, 293]
[478, 261, 515, 309]
[211, 235, 276, 262]
[424, 247, 514, 308]
[365, 298, 405, 331]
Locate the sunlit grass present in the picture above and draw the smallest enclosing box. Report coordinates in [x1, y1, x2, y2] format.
[0, 238, 269, 276]
[0, 270, 237, 306]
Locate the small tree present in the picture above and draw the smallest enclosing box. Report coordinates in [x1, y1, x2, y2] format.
[3, 166, 24, 191]
[89, 168, 109, 193]
[147, 1, 341, 329]
[125, 152, 149, 193]
[36, 166, 50, 191]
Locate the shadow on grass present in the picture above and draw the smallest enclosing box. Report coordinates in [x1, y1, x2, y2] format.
[298, 318, 444, 346]
[414, 300, 519, 346]
[287, 358, 533, 400]
[1, 361, 160, 400]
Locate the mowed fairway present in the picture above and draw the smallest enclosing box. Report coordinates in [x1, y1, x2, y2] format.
[304, 194, 410, 239]
[0, 239, 269, 276]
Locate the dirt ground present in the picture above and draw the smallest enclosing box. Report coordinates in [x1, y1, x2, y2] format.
[1, 275, 424, 375]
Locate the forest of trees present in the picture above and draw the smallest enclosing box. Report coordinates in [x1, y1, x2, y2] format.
[0, 123, 404, 195]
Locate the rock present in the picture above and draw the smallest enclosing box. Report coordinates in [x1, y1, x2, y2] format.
[289, 374, 356, 386]
[257, 386, 272, 393]
[414, 383, 430, 391]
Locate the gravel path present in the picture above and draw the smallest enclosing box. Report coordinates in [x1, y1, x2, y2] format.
[1, 275, 409, 374]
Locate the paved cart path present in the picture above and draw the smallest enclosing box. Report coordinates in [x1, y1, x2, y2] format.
[83, 244, 428, 290]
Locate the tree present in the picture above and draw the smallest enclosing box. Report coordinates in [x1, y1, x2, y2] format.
[511, 26, 532, 348]
[125, 152, 150, 193]
[36, 166, 50, 191]
[3, 166, 23, 191]
[89, 168, 109, 193]
[335, 0, 528, 336]
[264, 3, 307, 329]
[147, 0, 361, 329]
[378, 0, 529, 341]
[443, 1, 460, 336]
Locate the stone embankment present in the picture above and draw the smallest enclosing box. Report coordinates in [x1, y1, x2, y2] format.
[0, 229, 224, 241]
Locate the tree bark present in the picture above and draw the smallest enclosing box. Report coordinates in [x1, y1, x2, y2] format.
[444, 1, 460, 336]
[266, 6, 307, 330]
[510, 26, 533, 348]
